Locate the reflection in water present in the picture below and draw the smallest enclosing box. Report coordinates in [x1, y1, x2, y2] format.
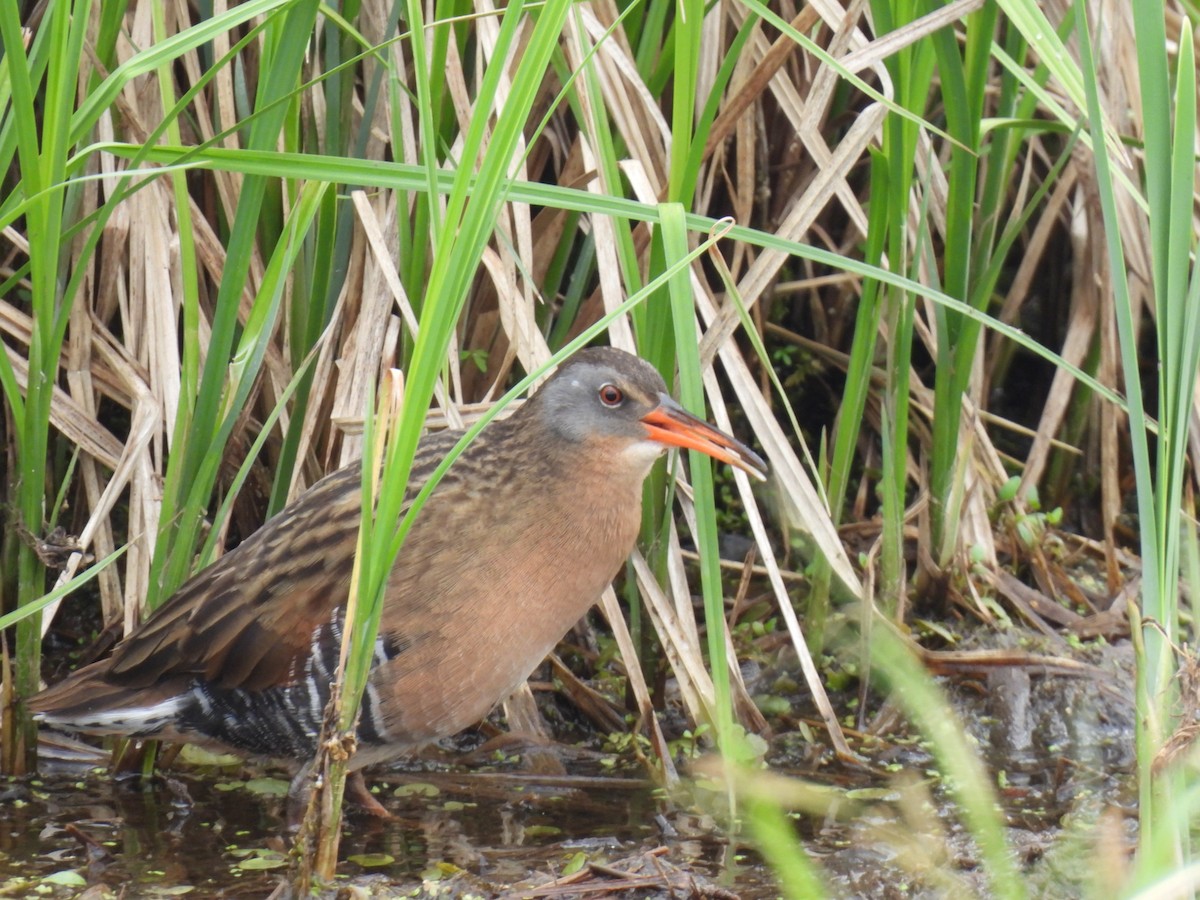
[3, 764, 748, 896]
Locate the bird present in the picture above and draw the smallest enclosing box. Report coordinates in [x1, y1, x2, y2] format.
[32, 347, 767, 787]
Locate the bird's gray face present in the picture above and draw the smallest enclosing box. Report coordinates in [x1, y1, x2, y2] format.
[529, 349, 768, 480]
[534, 355, 667, 448]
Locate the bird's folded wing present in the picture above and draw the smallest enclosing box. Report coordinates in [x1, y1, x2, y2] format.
[68, 428, 467, 695]
[104, 464, 365, 691]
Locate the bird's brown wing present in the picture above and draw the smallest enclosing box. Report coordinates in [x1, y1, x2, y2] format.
[102, 430, 466, 693]
[104, 464, 363, 691]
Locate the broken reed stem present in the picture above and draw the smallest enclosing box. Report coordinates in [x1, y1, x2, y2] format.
[291, 370, 404, 890]
[290, 682, 353, 890]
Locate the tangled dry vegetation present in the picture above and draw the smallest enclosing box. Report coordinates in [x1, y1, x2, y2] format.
[0, 0, 1191, 774]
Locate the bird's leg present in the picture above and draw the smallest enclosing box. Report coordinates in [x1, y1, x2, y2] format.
[286, 759, 391, 825]
[346, 770, 391, 818]
[286, 760, 316, 831]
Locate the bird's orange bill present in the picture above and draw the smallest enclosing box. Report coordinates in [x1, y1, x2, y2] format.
[641, 396, 768, 481]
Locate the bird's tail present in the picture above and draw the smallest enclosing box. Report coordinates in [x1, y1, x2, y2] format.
[31, 663, 186, 738]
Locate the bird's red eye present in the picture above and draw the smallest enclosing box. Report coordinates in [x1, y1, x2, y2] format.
[598, 384, 624, 407]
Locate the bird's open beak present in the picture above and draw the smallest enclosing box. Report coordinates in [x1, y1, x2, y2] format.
[641, 395, 768, 482]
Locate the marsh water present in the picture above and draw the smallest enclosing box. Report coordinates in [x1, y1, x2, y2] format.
[6, 760, 767, 898]
[1, 636, 1136, 898]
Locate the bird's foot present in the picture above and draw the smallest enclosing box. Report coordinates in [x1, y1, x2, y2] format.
[285, 765, 392, 828]
[346, 770, 391, 818]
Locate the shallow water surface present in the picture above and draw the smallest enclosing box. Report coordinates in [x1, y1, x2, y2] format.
[2, 761, 768, 897]
[3, 639, 1140, 897]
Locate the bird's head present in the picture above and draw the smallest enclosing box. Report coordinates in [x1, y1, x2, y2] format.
[525, 347, 767, 481]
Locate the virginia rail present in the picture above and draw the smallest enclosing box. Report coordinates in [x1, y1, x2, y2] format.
[33, 348, 766, 775]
